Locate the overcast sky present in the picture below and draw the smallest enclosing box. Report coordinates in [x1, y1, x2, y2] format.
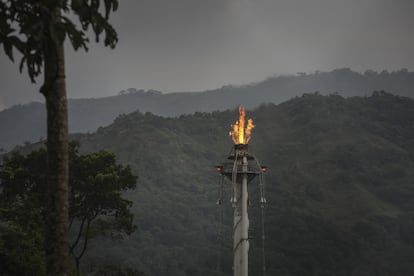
[1, 0, 414, 109]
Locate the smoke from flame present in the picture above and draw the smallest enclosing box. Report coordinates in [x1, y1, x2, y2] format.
[229, 105, 255, 144]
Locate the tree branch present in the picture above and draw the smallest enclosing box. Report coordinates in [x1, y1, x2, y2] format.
[70, 216, 86, 253]
[76, 218, 91, 261]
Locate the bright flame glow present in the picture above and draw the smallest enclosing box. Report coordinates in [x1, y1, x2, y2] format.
[229, 105, 255, 144]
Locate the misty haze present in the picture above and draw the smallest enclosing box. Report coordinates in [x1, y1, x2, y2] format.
[1, 1, 414, 276]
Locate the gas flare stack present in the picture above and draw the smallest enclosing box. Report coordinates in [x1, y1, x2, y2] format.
[216, 105, 267, 276]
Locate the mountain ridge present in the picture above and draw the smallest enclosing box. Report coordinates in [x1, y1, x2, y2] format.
[1, 68, 414, 150]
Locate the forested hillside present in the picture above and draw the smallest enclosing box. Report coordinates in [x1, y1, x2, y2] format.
[1, 68, 414, 150]
[53, 92, 414, 275]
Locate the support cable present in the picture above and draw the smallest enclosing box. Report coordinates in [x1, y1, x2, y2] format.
[231, 151, 239, 208]
[259, 171, 267, 276]
[251, 153, 267, 276]
[216, 174, 224, 272]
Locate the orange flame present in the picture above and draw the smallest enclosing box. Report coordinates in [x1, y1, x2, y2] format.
[229, 105, 255, 144]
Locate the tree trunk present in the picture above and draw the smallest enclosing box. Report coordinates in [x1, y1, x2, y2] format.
[41, 8, 70, 276]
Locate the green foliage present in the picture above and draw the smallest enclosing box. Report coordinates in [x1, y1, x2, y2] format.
[0, 2, 120, 274]
[70, 93, 414, 275]
[0, 221, 46, 276]
[0, 143, 138, 273]
[70, 145, 137, 237]
[2, 93, 414, 275]
[0, 0, 118, 82]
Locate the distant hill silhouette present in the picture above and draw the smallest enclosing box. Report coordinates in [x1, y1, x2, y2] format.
[1, 68, 414, 150]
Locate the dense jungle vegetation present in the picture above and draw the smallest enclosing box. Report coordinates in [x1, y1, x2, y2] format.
[2, 92, 414, 275]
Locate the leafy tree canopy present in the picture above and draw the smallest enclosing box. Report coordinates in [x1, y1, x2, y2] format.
[0, 142, 137, 274]
[0, 0, 118, 81]
[0, 1, 120, 274]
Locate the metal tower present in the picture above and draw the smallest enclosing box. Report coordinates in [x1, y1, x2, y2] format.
[216, 106, 267, 276]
